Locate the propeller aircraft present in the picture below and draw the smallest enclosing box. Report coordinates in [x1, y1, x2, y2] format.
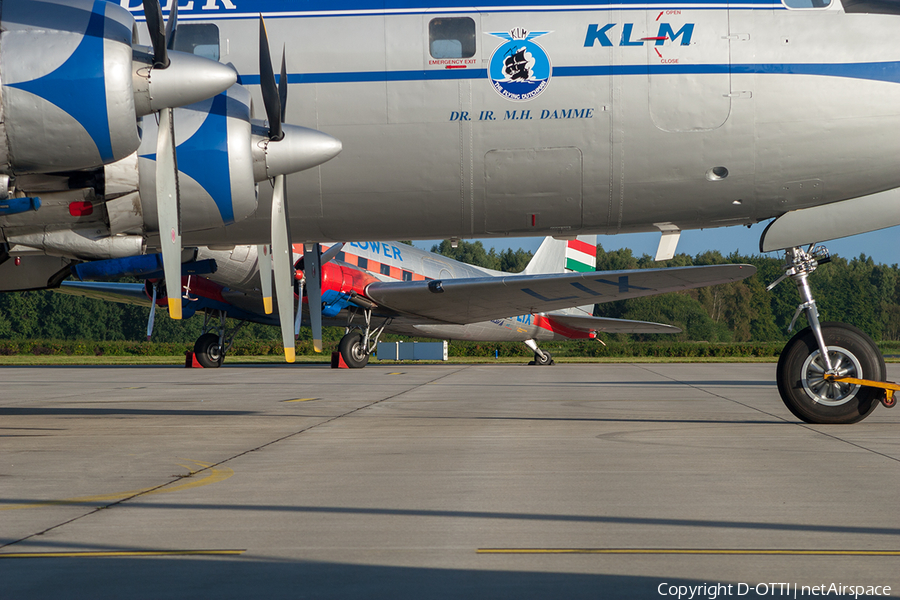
[57, 236, 756, 369]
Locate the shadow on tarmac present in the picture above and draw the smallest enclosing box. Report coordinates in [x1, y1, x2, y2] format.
[0, 556, 829, 600]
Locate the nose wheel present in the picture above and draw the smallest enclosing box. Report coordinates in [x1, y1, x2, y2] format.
[777, 322, 884, 424]
[770, 246, 888, 424]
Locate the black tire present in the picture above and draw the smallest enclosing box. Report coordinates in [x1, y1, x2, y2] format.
[777, 322, 884, 424]
[194, 333, 224, 368]
[533, 351, 553, 366]
[339, 332, 369, 369]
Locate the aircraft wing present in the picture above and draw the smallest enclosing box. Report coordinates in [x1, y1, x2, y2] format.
[545, 314, 681, 335]
[53, 281, 152, 307]
[364, 264, 756, 325]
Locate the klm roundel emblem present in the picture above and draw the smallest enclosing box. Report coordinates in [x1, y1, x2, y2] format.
[487, 28, 552, 102]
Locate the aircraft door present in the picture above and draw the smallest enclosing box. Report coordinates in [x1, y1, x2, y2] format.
[484, 147, 583, 235]
[647, 9, 731, 131]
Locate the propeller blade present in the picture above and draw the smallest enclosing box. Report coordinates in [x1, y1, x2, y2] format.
[164, 0, 178, 51]
[142, 0, 168, 68]
[156, 107, 183, 320]
[257, 244, 273, 314]
[271, 174, 295, 362]
[147, 283, 158, 341]
[258, 16, 283, 141]
[320, 242, 345, 265]
[295, 277, 304, 337]
[279, 47, 288, 124]
[305, 243, 323, 353]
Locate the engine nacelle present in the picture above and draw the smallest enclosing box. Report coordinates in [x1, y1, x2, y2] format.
[0, 0, 141, 173]
[319, 261, 381, 297]
[138, 85, 258, 232]
[138, 85, 342, 236]
[0, 0, 237, 176]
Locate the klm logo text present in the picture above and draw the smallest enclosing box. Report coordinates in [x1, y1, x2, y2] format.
[584, 23, 694, 47]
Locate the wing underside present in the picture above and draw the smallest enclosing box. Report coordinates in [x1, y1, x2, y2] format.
[363, 264, 756, 325]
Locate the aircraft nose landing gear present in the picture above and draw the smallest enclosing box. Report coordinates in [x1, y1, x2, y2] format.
[771, 246, 886, 424]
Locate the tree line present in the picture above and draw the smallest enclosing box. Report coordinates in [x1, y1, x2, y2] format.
[0, 240, 898, 344]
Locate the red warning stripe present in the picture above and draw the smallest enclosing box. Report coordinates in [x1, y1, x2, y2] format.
[567, 238, 594, 255]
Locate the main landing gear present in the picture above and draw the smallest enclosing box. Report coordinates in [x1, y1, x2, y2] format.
[337, 306, 390, 369]
[771, 246, 891, 424]
[192, 310, 245, 368]
[525, 339, 554, 365]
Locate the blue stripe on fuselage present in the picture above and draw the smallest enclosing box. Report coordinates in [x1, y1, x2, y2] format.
[119, 0, 781, 19]
[236, 61, 900, 87]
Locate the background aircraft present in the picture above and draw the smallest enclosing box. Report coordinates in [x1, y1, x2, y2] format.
[3, 0, 900, 422]
[59, 236, 755, 367]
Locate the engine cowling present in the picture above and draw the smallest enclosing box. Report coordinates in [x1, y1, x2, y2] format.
[0, 0, 236, 175]
[138, 85, 342, 233]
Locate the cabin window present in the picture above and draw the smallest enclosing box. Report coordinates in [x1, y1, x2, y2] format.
[173, 24, 220, 61]
[429, 17, 476, 59]
[782, 0, 831, 8]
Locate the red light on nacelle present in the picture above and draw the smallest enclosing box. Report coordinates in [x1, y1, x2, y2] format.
[69, 201, 93, 217]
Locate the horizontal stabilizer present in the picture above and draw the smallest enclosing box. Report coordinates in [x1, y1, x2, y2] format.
[546, 314, 681, 335]
[364, 264, 756, 325]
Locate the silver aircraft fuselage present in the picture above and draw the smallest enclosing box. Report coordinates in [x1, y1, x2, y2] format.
[140, 0, 900, 246]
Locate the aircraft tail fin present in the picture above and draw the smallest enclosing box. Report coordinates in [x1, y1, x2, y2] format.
[523, 235, 597, 317]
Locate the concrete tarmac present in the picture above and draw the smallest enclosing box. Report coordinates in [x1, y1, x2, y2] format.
[2, 363, 899, 599]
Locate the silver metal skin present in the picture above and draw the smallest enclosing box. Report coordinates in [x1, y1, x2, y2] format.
[0, 0, 140, 173]
[138, 85, 259, 234]
[133, 49, 238, 115]
[156, 0, 900, 249]
[0, 0, 236, 175]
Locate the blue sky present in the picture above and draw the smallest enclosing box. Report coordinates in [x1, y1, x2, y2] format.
[415, 222, 900, 266]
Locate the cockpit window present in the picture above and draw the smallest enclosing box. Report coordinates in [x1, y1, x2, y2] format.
[172, 23, 220, 61]
[429, 18, 476, 59]
[783, 0, 831, 8]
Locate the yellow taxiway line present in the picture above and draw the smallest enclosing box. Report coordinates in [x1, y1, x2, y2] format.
[1, 459, 233, 511]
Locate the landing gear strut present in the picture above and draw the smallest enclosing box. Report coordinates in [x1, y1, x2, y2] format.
[193, 310, 245, 369]
[770, 246, 885, 423]
[525, 339, 554, 366]
[337, 306, 389, 369]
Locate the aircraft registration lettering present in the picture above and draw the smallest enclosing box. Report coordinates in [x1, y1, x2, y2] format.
[514, 314, 532, 325]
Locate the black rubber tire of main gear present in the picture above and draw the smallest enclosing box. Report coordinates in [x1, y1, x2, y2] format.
[776, 322, 884, 424]
[194, 333, 224, 368]
[533, 351, 553, 366]
[339, 332, 369, 369]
